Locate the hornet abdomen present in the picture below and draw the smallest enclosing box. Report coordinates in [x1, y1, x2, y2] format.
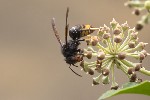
[69, 24, 95, 40]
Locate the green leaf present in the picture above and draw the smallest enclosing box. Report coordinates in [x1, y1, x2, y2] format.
[98, 81, 150, 100]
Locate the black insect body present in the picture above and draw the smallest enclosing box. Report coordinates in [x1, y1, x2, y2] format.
[51, 7, 83, 77]
[61, 39, 82, 65]
[51, 7, 99, 77]
[69, 24, 95, 40]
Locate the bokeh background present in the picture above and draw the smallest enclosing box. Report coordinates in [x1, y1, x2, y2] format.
[0, 0, 150, 100]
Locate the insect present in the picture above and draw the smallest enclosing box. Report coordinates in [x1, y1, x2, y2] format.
[51, 7, 98, 77]
[69, 24, 96, 40]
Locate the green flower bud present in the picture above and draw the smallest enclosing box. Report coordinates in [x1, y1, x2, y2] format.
[80, 60, 84, 68]
[80, 60, 89, 72]
[102, 76, 110, 84]
[93, 75, 101, 85]
[98, 27, 105, 36]
[110, 18, 118, 29]
[145, 1, 150, 10]
[121, 21, 129, 32]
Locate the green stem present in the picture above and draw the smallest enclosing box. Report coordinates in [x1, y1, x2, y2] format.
[121, 60, 150, 76]
[111, 62, 115, 85]
[96, 43, 110, 53]
[140, 68, 150, 76]
[116, 59, 130, 78]
[108, 38, 114, 53]
[125, 1, 145, 8]
[120, 59, 135, 67]
[118, 30, 131, 51]
[102, 59, 111, 68]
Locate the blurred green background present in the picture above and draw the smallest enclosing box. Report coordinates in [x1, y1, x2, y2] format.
[0, 0, 150, 100]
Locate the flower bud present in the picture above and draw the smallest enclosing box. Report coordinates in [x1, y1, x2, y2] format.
[95, 60, 102, 70]
[131, 32, 138, 40]
[141, 50, 149, 57]
[80, 60, 88, 68]
[102, 68, 110, 76]
[113, 28, 121, 35]
[128, 41, 135, 48]
[135, 23, 143, 31]
[121, 22, 129, 32]
[110, 18, 118, 29]
[128, 68, 134, 75]
[135, 63, 142, 71]
[93, 75, 101, 85]
[114, 35, 122, 43]
[118, 52, 126, 60]
[85, 39, 90, 45]
[91, 36, 99, 46]
[130, 73, 137, 82]
[85, 35, 91, 45]
[111, 82, 119, 90]
[98, 27, 105, 36]
[139, 53, 145, 61]
[137, 42, 148, 49]
[132, 9, 140, 16]
[103, 24, 110, 33]
[91, 40, 98, 46]
[76, 55, 83, 62]
[102, 33, 111, 39]
[128, 28, 135, 34]
[144, 1, 150, 10]
[88, 68, 94, 75]
[97, 52, 105, 60]
[85, 51, 92, 59]
[93, 80, 99, 85]
[102, 76, 110, 84]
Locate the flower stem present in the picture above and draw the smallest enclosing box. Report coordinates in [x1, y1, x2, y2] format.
[140, 67, 150, 76]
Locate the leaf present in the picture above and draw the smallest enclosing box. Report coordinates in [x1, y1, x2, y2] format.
[98, 81, 150, 100]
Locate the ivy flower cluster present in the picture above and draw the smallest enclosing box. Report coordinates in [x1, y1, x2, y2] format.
[125, 0, 150, 30]
[80, 19, 150, 90]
